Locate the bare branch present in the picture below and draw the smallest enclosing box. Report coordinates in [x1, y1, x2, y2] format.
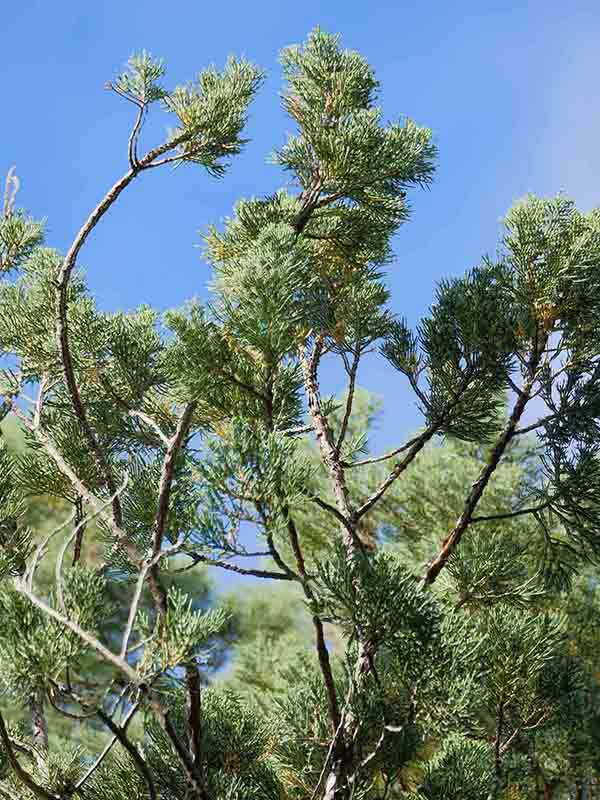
[341, 433, 425, 469]
[513, 413, 556, 437]
[119, 538, 186, 659]
[128, 104, 146, 169]
[148, 401, 197, 618]
[285, 511, 341, 732]
[470, 499, 551, 524]
[306, 491, 351, 527]
[179, 551, 294, 581]
[354, 427, 437, 520]
[282, 424, 314, 437]
[185, 662, 209, 800]
[152, 402, 197, 556]
[334, 351, 360, 458]
[72, 495, 86, 567]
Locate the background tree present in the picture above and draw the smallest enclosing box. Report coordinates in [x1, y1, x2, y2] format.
[0, 28, 599, 800]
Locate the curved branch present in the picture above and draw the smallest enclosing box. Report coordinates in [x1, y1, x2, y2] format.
[128, 104, 146, 169]
[54, 131, 189, 536]
[0, 711, 59, 800]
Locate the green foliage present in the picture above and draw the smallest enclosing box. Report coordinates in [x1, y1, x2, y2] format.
[143, 687, 281, 800]
[164, 57, 264, 174]
[139, 586, 227, 674]
[0, 568, 108, 697]
[417, 737, 494, 800]
[277, 30, 436, 207]
[0, 167, 44, 274]
[113, 51, 167, 105]
[0, 26, 599, 800]
[313, 547, 440, 659]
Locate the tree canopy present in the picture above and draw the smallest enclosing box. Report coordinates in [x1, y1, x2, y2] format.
[0, 28, 599, 800]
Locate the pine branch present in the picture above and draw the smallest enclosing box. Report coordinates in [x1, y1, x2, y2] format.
[180, 551, 294, 581]
[262, 362, 341, 736]
[147, 699, 208, 800]
[353, 425, 437, 520]
[73, 702, 142, 794]
[12, 405, 144, 570]
[149, 400, 197, 618]
[305, 491, 351, 527]
[354, 370, 477, 521]
[340, 433, 423, 468]
[422, 335, 548, 586]
[298, 343, 358, 547]
[128, 104, 146, 170]
[72, 495, 86, 567]
[470, 499, 551, 524]
[53, 130, 191, 540]
[513, 413, 556, 437]
[334, 350, 360, 458]
[97, 706, 157, 800]
[0, 711, 59, 800]
[15, 578, 140, 683]
[97, 372, 170, 446]
[286, 512, 341, 732]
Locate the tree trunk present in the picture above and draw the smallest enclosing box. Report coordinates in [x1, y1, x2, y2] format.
[30, 691, 48, 752]
[543, 782, 556, 800]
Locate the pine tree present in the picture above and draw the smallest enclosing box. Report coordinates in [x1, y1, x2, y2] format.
[1, 28, 600, 800]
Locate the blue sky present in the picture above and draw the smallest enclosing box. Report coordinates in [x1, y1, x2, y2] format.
[3, 0, 600, 450]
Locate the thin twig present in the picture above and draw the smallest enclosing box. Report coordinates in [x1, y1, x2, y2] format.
[470, 499, 551, 524]
[306, 492, 352, 527]
[128, 104, 146, 169]
[334, 351, 360, 458]
[354, 427, 437, 520]
[513, 413, 556, 437]
[340, 434, 422, 468]
[119, 539, 186, 659]
[179, 552, 294, 581]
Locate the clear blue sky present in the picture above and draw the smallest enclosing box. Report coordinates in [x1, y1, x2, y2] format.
[3, 0, 599, 449]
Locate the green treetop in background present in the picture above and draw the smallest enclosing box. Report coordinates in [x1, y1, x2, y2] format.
[0, 28, 600, 800]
